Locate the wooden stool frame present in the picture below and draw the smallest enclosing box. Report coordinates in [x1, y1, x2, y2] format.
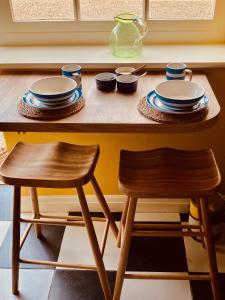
[113, 196, 221, 300]
[0, 142, 119, 300]
[12, 180, 118, 300]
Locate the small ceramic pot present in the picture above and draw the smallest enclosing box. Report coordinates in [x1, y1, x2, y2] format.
[95, 72, 117, 92]
[116, 74, 138, 93]
[115, 67, 136, 76]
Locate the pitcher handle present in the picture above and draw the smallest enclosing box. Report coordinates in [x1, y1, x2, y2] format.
[135, 16, 148, 37]
[134, 16, 148, 46]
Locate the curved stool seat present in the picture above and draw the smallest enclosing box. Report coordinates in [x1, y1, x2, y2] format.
[0, 142, 99, 188]
[0, 142, 118, 300]
[119, 148, 221, 197]
[114, 148, 221, 300]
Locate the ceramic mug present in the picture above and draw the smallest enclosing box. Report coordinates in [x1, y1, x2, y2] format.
[61, 64, 82, 89]
[166, 63, 192, 81]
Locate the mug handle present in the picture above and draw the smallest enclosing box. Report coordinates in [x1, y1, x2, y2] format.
[72, 73, 82, 87]
[185, 69, 192, 81]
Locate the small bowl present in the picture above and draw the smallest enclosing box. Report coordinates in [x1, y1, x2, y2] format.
[155, 80, 205, 106]
[116, 75, 138, 93]
[30, 76, 77, 100]
[115, 67, 136, 76]
[95, 72, 117, 92]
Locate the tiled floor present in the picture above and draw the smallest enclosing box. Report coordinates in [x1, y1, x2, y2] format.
[0, 185, 225, 299]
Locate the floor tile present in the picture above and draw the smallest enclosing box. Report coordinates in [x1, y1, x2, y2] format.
[135, 212, 180, 222]
[59, 217, 188, 273]
[48, 270, 115, 300]
[0, 224, 65, 268]
[0, 185, 13, 221]
[180, 213, 190, 222]
[69, 212, 180, 223]
[190, 273, 225, 300]
[0, 221, 11, 246]
[128, 213, 187, 272]
[127, 235, 188, 272]
[121, 275, 192, 300]
[0, 269, 54, 300]
[58, 221, 120, 271]
[69, 211, 122, 221]
[184, 224, 225, 273]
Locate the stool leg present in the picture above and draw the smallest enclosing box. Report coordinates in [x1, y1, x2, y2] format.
[113, 197, 137, 300]
[117, 196, 130, 248]
[12, 186, 21, 294]
[200, 198, 221, 300]
[196, 198, 206, 249]
[91, 176, 118, 239]
[30, 187, 42, 238]
[77, 186, 112, 300]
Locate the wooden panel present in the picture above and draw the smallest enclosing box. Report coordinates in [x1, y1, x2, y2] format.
[0, 71, 220, 133]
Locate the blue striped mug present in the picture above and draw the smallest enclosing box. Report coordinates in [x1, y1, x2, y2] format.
[166, 63, 192, 81]
[61, 64, 82, 90]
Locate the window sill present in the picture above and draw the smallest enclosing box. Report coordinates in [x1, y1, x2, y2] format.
[1, 44, 225, 70]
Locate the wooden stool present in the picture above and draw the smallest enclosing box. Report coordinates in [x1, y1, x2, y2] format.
[0, 142, 118, 300]
[113, 148, 221, 300]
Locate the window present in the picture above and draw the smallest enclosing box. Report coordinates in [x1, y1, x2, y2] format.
[148, 0, 216, 20]
[10, 0, 75, 21]
[9, 0, 216, 22]
[0, 0, 224, 45]
[79, 0, 144, 21]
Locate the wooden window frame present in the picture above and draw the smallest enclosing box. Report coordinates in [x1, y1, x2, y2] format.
[0, 0, 224, 46]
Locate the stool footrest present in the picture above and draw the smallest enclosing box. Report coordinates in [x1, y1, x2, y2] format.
[132, 230, 202, 237]
[19, 258, 97, 270]
[133, 223, 201, 230]
[39, 213, 107, 222]
[20, 217, 85, 227]
[124, 272, 211, 281]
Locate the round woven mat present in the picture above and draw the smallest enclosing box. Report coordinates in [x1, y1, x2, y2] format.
[18, 96, 85, 120]
[138, 96, 208, 123]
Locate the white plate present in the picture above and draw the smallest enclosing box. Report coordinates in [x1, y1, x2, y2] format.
[22, 89, 81, 110]
[146, 91, 208, 115]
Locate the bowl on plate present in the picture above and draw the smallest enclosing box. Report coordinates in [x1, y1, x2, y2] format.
[29, 76, 77, 101]
[155, 80, 205, 108]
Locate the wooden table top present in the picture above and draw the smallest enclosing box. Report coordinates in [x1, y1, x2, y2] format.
[0, 71, 220, 133]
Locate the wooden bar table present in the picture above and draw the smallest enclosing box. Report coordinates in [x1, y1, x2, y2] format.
[0, 72, 220, 133]
[0, 70, 221, 200]
[0, 71, 222, 300]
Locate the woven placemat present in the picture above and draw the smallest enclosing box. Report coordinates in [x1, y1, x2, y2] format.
[138, 96, 208, 123]
[18, 96, 85, 120]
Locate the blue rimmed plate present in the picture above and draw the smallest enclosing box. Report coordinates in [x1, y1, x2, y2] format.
[146, 91, 208, 115]
[22, 89, 82, 110]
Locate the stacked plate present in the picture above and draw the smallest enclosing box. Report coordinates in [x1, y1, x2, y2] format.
[22, 76, 81, 110]
[146, 80, 208, 114]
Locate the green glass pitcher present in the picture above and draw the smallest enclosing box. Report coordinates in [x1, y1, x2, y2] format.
[110, 13, 148, 58]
